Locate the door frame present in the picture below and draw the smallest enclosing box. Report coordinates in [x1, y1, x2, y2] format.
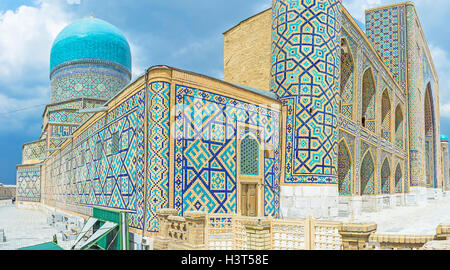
[236, 124, 265, 217]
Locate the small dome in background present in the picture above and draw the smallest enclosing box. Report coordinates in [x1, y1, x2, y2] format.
[50, 17, 132, 74]
[441, 135, 449, 142]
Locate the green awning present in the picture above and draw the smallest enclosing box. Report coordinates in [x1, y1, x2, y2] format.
[18, 242, 64, 250]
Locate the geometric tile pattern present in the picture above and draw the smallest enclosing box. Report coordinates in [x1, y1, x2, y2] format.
[340, 32, 356, 120]
[44, 89, 145, 231]
[16, 166, 41, 202]
[50, 60, 130, 104]
[22, 140, 46, 163]
[380, 158, 390, 194]
[381, 89, 392, 142]
[366, 5, 407, 92]
[48, 110, 93, 124]
[271, 0, 341, 185]
[174, 85, 280, 217]
[361, 150, 375, 195]
[362, 68, 376, 134]
[338, 139, 352, 196]
[146, 81, 170, 233]
[395, 163, 403, 193]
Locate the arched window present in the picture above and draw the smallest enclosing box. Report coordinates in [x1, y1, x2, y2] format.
[240, 135, 260, 176]
[381, 89, 392, 142]
[395, 164, 403, 193]
[395, 105, 404, 149]
[361, 151, 375, 195]
[362, 68, 376, 133]
[381, 158, 391, 194]
[340, 38, 354, 119]
[338, 139, 352, 196]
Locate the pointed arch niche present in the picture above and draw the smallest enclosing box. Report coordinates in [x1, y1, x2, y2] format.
[340, 38, 355, 120]
[361, 151, 375, 195]
[424, 83, 437, 188]
[395, 104, 404, 149]
[381, 158, 391, 194]
[361, 68, 376, 133]
[395, 164, 403, 193]
[381, 88, 392, 142]
[338, 139, 352, 196]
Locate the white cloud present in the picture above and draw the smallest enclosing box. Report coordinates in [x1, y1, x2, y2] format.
[343, 0, 383, 22]
[0, 0, 74, 133]
[429, 44, 450, 118]
[67, 0, 81, 5]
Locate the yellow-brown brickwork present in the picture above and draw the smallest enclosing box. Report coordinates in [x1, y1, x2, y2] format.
[224, 9, 271, 91]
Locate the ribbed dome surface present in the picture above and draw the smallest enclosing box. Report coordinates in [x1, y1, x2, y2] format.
[50, 17, 132, 73]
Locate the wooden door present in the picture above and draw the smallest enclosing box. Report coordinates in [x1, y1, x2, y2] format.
[241, 183, 258, 217]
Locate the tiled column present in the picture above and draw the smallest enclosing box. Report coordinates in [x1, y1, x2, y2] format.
[272, 0, 342, 219]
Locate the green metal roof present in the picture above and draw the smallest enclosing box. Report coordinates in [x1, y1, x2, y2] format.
[18, 242, 64, 250]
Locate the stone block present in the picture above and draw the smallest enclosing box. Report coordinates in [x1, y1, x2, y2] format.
[302, 186, 322, 197]
[281, 196, 294, 208]
[294, 198, 308, 209]
[310, 198, 322, 209]
[280, 186, 294, 197]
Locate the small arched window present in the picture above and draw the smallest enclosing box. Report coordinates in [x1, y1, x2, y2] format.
[240, 135, 260, 176]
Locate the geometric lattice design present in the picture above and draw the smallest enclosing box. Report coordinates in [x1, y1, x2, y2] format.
[146, 81, 170, 233]
[48, 110, 92, 125]
[381, 158, 391, 194]
[22, 140, 46, 163]
[395, 105, 404, 149]
[340, 37, 355, 120]
[271, 0, 341, 185]
[395, 164, 403, 193]
[361, 68, 376, 134]
[338, 139, 352, 196]
[16, 166, 41, 202]
[44, 89, 145, 231]
[424, 85, 437, 188]
[174, 85, 280, 217]
[361, 151, 375, 195]
[51, 60, 130, 104]
[381, 89, 392, 142]
[240, 135, 260, 176]
[366, 5, 407, 91]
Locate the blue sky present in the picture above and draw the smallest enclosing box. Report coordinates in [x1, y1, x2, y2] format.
[0, 0, 449, 185]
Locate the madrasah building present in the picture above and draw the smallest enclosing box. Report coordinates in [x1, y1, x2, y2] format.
[16, 0, 450, 238]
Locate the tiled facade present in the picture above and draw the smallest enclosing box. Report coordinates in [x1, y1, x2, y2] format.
[16, 1, 450, 234]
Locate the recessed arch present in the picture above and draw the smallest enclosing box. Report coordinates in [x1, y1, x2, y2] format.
[338, 138, 352, 196]
[381, 88, 392, 142]
[395, 163, 403, 193]
[381, 158, 391, 194]
[340, 38, 355, 120]
[424, 83, 438, 188]
[361, 67, 376, 133]
[395, 104, 404, 149]
[361, 150, 375, 195]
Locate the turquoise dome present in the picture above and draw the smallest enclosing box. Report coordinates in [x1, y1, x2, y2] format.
[50, 17, 132, 73]
[441, 135, 449, 142]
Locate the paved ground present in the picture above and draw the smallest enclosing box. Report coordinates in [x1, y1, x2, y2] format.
[337, 195, 450, 235]
[1, 196, 450, 250]
[0, 204, 72, 250]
